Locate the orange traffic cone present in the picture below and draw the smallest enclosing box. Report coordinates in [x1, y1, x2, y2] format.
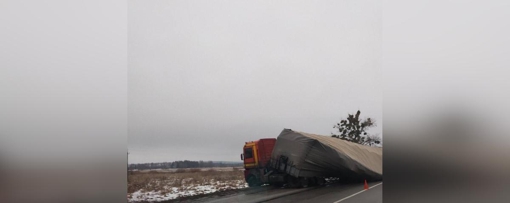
[364, 179, 369, 190]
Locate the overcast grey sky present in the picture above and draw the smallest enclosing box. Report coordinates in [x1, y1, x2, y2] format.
[128, 0, 381, 164]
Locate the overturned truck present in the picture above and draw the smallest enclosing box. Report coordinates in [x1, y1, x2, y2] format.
[240, 129, 382, 187]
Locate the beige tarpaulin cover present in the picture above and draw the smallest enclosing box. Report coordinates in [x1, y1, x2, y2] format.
[270, 129, 382, 180]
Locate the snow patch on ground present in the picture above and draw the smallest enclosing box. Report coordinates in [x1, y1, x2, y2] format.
[128, 180, 248, 202]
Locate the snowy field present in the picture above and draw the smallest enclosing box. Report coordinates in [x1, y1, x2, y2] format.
[128, 167, 247, 202]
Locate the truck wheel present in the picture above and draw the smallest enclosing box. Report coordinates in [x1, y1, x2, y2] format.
[299, 177, 309, 188]
[310, 177, 317, 186]
[272, 182, 284, 188]
[247, 176, 259, 187]
[286, 176, 300, 188]
[317, 177, 325, 186]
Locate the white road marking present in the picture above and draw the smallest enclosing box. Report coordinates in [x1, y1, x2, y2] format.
[332, 182, 382, 203]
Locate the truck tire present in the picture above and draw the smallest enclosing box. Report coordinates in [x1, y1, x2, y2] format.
[309, 177, 317, 186]
[247, 175, 259, 187]
[272, 182, 284, 188]
[286, 176, 300, 188]
[316, 177, 325, 186]
[299, 177, 309, 188]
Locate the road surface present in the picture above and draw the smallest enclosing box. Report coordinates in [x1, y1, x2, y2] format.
[194, 181, 382, 203]
[262, 182, 382, 203]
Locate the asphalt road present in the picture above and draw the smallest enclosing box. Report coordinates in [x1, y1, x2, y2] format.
[263, 182, 382, 203]
[198, 181, 382, 203]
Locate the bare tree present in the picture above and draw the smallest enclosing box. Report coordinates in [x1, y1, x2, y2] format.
[362, 133, 382, 146]
[331, 110, 380, 146]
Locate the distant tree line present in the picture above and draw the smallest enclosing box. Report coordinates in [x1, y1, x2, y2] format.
[128, 160, 243, 170]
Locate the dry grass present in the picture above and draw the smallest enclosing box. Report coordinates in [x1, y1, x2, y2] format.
[127, 168, 245, 194]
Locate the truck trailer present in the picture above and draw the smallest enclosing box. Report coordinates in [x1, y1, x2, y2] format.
[241, 129, 382, 187]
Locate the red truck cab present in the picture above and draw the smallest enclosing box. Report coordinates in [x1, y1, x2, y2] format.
[240, 138, 276, 186]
